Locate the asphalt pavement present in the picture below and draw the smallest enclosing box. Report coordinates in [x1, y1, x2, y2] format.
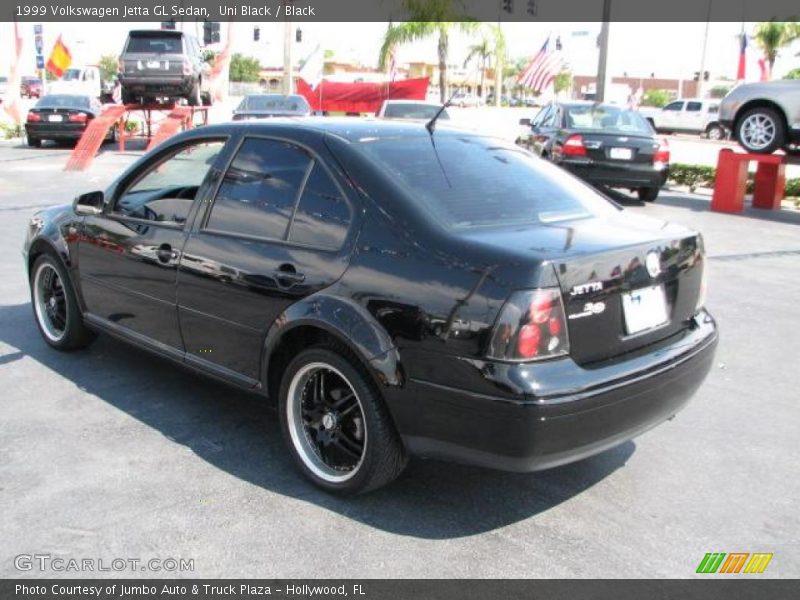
[0, 139, 798, 578]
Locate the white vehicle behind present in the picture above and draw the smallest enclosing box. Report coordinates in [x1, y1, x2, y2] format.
[640, 98, 727, 140]
[46, 66, 103, 101]
[377, 100, 450, 120]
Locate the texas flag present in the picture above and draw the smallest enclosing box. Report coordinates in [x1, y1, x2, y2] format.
[46, 35, 72, 78]
[737, 33, 770, 82]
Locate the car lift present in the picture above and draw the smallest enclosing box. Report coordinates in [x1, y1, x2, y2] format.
[64, 103, 209, 171]
[711, 148, 798, 213]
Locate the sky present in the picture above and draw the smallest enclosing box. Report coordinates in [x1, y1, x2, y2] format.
[2, 21, 798, 81]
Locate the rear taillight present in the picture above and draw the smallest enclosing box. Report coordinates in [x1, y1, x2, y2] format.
[654, 138, 670, 165]
[118, 57, 124, 73]
[487, 288, 570, 361]
[26, 112, 41, 122]
[183, 60, 192, 76]
[562, 134, 587, 157]
[68, 113, 88, 123]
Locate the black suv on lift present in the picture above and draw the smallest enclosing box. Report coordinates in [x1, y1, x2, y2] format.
[118, 29, 211, 106]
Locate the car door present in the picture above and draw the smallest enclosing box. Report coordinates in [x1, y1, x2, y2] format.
[176, 135, 359, 385]
[530, 104, 558, 156]
[77, 137, 229, 353]
[660, 100, 684, 130]
[680, 100, 702, 132]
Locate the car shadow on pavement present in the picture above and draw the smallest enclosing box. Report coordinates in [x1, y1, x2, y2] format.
[0, 302, 633, 540]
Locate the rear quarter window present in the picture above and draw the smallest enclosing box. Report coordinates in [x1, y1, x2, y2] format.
[357, 134, 618, 229]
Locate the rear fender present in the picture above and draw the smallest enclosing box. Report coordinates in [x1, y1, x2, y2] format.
[262, 293, 403, 394]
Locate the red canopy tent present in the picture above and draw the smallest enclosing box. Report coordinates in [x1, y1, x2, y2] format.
[296, 77, 429, 114]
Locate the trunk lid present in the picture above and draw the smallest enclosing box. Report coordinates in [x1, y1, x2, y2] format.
[465, 211, 704, 365]
[577, 131, 660, 166]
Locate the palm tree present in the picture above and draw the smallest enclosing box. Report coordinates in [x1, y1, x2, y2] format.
[463, 38, 491, 97]
[378, 1, 476, 103]
[463, 24, 507, 101]
[753, 21, 800, 76]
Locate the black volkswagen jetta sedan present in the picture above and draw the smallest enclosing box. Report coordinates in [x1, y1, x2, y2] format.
[23, 119, 717, 494]
[518, 101, 670, 202]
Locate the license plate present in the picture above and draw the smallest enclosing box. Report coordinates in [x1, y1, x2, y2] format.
[609, 147, 633, 160]
[622, 285, 668, 334]
[146, 60, 162, 69]
[47, 115, 63, 122]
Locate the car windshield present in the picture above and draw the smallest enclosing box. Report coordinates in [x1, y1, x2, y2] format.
[35, 95, 91, 109]
[357, 134, 618, 229]
[126, 34, 182, 54]
[564, 105, 652, 134]
[383, 103, 449, 120]
[237, 95, 310, 112]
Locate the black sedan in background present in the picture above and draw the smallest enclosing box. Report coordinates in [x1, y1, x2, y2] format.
[232, 94, 312, 120]
[25, 94, 115, 148]
[23, 119, 716, 494]
[518, 101, 669, 202]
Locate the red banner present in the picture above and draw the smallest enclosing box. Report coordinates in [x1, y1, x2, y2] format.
[296, 77, 429, 114]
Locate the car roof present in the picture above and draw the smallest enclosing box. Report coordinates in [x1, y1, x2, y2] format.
[129, 29, 184, 37]
[190, 117, 492, 143]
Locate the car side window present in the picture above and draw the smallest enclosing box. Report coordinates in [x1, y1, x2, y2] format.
[686, 101, 702, 112]
[664, 101, 684, 111]
[289, 163, 351, 250]
[531, 105, 551, 128]
[113, 140, 224, 225]
[205, 138, 312, 241]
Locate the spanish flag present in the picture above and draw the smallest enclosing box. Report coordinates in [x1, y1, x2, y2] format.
[46, 35, 72, 78]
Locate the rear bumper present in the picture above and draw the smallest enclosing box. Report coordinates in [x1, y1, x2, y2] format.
[392, 311, 717, 472]
[561, 159, 669, 189]
[25, 123, 88, 140]
[120, 76, 194, 97]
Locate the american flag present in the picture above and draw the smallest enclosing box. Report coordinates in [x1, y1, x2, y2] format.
[517, 37, 564, 93]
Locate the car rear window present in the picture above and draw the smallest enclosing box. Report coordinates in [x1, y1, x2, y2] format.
[126, 34, 183, 54]
[357, 134, 618, 229]
[564, 105, 651, 135]
[36, 95, 91, 109]
[238, 95, 310, 112]
[383, 103, 448, 120]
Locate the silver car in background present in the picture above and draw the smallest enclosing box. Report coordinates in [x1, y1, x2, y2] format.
[719, 80, 800, 154]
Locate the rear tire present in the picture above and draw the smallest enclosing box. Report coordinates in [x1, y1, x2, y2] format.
[27, 136, 41, 148]
[187, 81, 201, 107]
[201, 91, 213, 106]
[638, 187, 660, 202]
[121, 88, 136, 105]
[706, 124, 725, 141]
[278, 344, 407, 495]
[30, 253, 95, 351]
[736, 106, 785, 154]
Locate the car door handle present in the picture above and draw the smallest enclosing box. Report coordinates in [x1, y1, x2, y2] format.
[273, 264, 305, 285]
[156, 244, 178, 264]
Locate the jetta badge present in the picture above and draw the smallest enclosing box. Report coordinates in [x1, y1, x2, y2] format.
[646, 251, 661, 278]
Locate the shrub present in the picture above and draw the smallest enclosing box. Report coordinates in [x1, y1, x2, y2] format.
[641, 89, 672, 108]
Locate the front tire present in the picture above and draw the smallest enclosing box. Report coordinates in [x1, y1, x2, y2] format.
[638, 186, 660, 202]
[30, 253, 95, 351]
[737, 106, 785, 154]
[279, 345, 407, 495]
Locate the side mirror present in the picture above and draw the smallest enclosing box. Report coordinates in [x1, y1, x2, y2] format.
[73, 191, 104, 216]
[519, 118, 532, 127]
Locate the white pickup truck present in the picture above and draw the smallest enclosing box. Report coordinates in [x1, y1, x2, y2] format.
[640, 98, 728, 140]
[46, 66, 113, 102]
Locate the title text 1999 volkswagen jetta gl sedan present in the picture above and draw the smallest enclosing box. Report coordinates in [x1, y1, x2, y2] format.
[24, 119, 717, 494]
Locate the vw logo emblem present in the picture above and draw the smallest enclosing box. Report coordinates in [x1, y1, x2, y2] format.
[645, 251, 661, 278]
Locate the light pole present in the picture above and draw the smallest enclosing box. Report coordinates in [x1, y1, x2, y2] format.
[696, 1, 713, 98]
[595, 0, 611, 102]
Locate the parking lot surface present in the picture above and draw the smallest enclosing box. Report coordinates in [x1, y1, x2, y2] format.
[0, 140, 798, 578]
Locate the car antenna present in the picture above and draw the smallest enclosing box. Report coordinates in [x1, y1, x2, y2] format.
[425, 85, 460, 135]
